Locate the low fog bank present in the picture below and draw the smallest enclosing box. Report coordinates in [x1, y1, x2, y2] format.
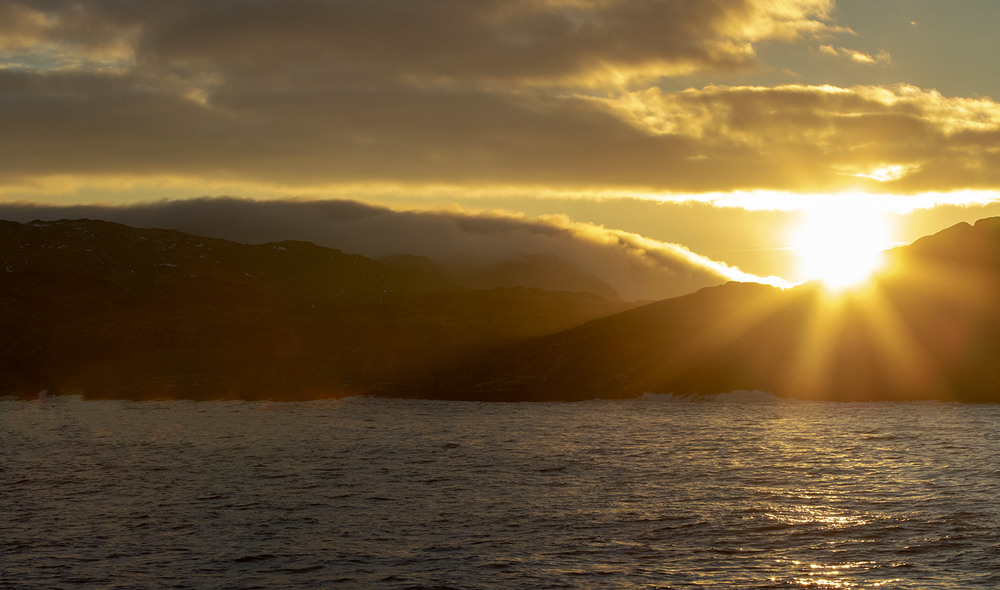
[0, 197, 774, 301]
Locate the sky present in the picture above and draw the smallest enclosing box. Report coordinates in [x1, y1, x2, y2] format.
[3, 0, 1000, 291]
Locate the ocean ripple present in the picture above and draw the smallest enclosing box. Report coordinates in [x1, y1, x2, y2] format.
[2, 396, 1000, 588]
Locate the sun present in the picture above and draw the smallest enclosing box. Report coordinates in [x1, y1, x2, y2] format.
[790, 204, 893, 292]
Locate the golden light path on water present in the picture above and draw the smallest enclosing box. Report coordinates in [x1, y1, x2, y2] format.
[765, 506, 900, 588]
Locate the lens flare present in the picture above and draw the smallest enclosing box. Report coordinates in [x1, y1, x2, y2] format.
[790, 205, 894, 291]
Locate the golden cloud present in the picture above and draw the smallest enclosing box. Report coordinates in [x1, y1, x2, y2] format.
[595, 83, 1000, 192]
[1, 2, 999, 198]
[0, 0, 839, 86]
[0, 2, 136, 71]
[723, 0, 839, 41]
[818, 45, 891, 65]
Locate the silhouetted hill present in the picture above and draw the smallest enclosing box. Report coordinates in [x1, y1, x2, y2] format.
[455, 253, 620, 299]
[406, 217, 1000, 402]
[0, 219, 453, 302]
[9, 217, 1000, 402]
[404, 281, 795, 401]
[0, 219, 636, 399]
[379, 251, 620, 299]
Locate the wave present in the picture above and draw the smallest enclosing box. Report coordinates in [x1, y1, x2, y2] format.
[640, 389, 784, 403]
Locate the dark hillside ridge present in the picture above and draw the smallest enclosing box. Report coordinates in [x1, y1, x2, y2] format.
[7, 217, 1000, 402]
[0, 218, 454, 302]
[0, 219, 636, 399]
[454, 253, 620, 300]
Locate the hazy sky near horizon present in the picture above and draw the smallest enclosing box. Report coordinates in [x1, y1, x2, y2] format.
[4, 0, 1000, 282]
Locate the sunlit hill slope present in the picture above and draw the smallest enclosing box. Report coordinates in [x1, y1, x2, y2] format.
[407, 218, 1000, 402]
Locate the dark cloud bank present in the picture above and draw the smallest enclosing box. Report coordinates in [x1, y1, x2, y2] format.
[0, 0, 900, 196]
[3, 1, 997, 197]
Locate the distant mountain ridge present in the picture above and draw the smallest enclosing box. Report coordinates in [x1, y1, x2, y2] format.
[5, 217, 1000, 402]
[0, 219, 636, 398]
[451, 253, 621, 300]
[0, 219, 622, 300]
[0, 218, 451, 301]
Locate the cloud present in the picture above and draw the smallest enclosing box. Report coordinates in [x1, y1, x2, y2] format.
[0, 0, 840, 192]
[1, 1, 998, 199]
[0, 0, 838, 84]
[0, 1, 136, 71]
[596, 83, 1000, 193]
[0, 197, 782, 300]
[54, 0, 835, 86]
[8, 72, 1000, 197]
[817, 44, 891, 65]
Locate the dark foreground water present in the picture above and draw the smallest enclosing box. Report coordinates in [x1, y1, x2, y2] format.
[3, 393, 1000, 589]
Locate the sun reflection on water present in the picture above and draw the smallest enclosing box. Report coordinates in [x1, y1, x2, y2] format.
[774, 560, 904, 588]
[755, 501, 906, 588]
[764, 505, 872, 529]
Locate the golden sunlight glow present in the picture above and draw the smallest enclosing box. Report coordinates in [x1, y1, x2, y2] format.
[790, 204, 893, 290]
[855, 164, 913, 183]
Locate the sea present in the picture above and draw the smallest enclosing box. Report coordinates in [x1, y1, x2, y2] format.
[3, 393, 1000, 589]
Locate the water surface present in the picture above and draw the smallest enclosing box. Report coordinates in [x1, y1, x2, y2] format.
[3, 394, 1000, 588]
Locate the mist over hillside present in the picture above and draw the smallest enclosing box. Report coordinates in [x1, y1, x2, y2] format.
[0, 198, 770, 302]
